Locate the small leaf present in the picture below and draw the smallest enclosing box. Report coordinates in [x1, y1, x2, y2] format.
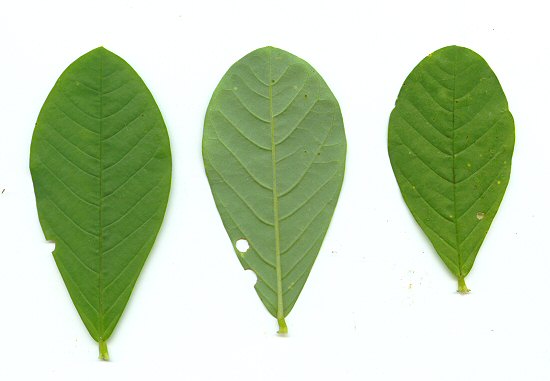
[388, 45, 514, 292]
[203, 46, 346, 332]
[30, 47, 171, 358]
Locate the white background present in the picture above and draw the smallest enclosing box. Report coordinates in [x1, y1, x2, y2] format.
[0, 0, 548, 379]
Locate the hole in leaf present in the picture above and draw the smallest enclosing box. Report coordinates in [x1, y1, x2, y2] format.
[243, 269, 258, 288]
[236, 239, 249, 253]
[45, 239, 57, 254]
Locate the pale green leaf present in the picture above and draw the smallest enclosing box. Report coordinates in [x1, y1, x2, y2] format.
[388, 45, 514, 292]
[203, 46, 346, 332]
[30, 47, 171, 359]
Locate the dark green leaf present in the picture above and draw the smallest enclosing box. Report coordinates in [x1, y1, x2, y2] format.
[203, 46, 346, 332]
[388, 45, 514, 292]
[30, 47, 171, 359]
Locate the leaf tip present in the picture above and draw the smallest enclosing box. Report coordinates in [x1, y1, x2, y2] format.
[90, 46, 114, 58]
[259, 45, 284, 57]
[98, 340, 110, 361]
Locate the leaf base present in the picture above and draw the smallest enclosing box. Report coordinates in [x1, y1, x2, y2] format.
[277, 317, 288, 335]
[457, 277, 470, 294]
[99, 340, 110, 361]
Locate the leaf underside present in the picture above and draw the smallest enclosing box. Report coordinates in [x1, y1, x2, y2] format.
[388, 45, 514, 291]
[203, 46, 346, 332]
[30, 47, 171, 357]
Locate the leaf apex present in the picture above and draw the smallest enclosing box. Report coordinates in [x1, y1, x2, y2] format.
[433, 45, 478, 59]
[89, 46, 115, 57]
[258, 45, 284, 55]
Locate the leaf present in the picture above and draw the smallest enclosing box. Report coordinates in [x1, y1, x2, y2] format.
[30, 47, 171, 359]
[203, 46, 346, 332]
[388, 45, 514, 293]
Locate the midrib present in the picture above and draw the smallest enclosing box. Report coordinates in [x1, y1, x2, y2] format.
[97, 52, 105, 340]
[268, 50, 285, 331]
[450, 49, 463, 278]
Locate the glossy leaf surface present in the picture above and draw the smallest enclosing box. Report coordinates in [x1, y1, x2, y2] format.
[388, 46, 514, 292]
[203, 47, 346, 332]
[30, 47, 171, 358]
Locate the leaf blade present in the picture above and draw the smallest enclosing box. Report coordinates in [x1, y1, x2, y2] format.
[388, 45, 514, 291]
[30, 47, 171, 357]
[203, 47, 346, 331]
